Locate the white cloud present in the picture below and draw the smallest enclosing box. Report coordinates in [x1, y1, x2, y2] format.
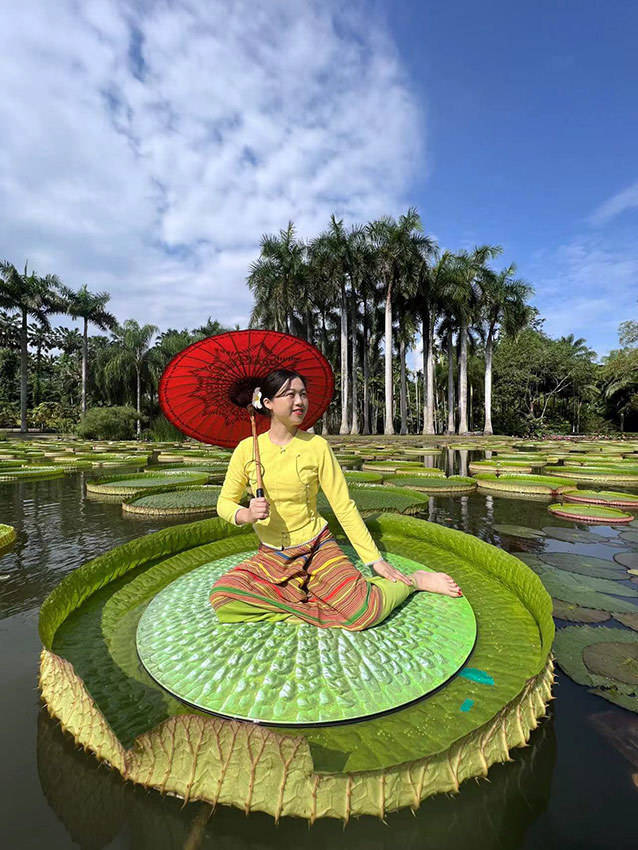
[0, 0, 422, 334]
[588, 179, 638, 227]
[527, 234, 638, 357]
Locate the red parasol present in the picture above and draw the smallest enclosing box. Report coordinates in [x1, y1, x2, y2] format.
[158, 329, 334, 450]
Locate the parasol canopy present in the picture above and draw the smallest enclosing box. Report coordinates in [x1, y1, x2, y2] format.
[159, 329, 334, 448]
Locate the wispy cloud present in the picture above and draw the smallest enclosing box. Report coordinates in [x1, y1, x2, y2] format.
[588, 179, 638, 227]
[527, 234, 638, 357]
[0, 0, 422, 331]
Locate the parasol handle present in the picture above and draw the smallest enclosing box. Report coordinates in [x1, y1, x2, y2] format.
[249, 407, 265, 498]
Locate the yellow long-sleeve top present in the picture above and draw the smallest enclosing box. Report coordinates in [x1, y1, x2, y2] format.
[216, 429, 383, 565]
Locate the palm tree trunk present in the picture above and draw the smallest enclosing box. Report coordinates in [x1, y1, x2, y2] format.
[20, 309, 28, 432]
[384, 283, 394, 435]
[446, 333, 454, 434]
[362, 296, 370, 434]
[339, 282, 349, 434]
[350, 284, 359, 434]
[458, 323, 468, 434]
[483, 329, 494, 435]
[82, 317, 88, 415]
[320, 313, 329, 435]
[423, 312, 435, 434]
[399, 336, 408, 434]
[136, 365, 141, 438]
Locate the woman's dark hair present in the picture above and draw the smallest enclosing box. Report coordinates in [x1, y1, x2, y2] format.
[257, 369, 306, 418]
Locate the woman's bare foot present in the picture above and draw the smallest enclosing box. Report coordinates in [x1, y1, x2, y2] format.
[412, 570, 463, 597]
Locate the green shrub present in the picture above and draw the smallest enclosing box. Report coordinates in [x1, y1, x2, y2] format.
[28, 401, 77, 432]
[77, 407, 139, 440]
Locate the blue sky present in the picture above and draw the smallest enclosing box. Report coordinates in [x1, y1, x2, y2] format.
[1, 0, 636, 363]
[389, 0, 638, 358]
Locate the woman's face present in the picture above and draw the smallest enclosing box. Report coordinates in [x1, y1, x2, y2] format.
[264, 377, 308, 425]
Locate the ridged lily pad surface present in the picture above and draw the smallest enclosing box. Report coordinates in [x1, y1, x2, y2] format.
[136, 552, 476, 725]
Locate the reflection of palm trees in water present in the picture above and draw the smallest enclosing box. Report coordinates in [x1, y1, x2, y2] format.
[37, 705, 557, 850]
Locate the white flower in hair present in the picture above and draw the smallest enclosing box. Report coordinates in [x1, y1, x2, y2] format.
[252, 386, 263, 409]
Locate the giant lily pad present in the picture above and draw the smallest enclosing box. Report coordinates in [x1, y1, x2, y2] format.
[136, 551, 477, 725]
[384, 475, 476, 494]
[474, 474, 572, 494]
[563, 489, 638, 509]
[547, 503, 634, 524]
[39, 512, 554, 820]
[123, 486, 223, 517]
[86, 470, 210, 498]
[319, 484, 430, 515]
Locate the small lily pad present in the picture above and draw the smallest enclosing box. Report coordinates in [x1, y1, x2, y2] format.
[614, 612, 638, 632]
[587, 688, 638, 713]
[527, 564, 638, 613]
[552, 599, 611, 623]
[554, 625, 638, 695]
[614, 552, 638, 570]
[493, 524, 545, 540]
[619, 531, 638, 546]
[582, 642, 638, 686]
[542, 526, 597, 544]
[539, 553, 626, 580]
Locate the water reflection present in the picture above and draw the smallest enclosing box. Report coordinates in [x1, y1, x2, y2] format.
[37, 707, 556, 849]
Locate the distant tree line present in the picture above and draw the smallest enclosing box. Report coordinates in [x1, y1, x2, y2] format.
[1, 214, 636, 437]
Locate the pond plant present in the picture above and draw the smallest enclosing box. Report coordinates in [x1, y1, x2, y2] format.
[38, 512, 555, 821]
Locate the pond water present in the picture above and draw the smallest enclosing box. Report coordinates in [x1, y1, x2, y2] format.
[1, 454, 637, 849]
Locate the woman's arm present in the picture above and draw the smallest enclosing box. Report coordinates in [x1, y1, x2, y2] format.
[317, 440, 383, 565]
[216, 442, 249, 526]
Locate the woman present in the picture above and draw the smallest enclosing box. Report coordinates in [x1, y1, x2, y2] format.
[211, 369, 462, 630]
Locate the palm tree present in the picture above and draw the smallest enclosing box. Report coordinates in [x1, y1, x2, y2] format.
[102, 320, 158, 437]
[443, 245, 502, 433]
[367, 208, 432, 434]
[0, 261, 65, 431]
[309, 216, 352, 434]
[247, 222, 306, 334]
[394, 290, 420, 434]
[479, 264, 533, 434]
[60, 284, 117, 414]
[411, 248, 447, 434]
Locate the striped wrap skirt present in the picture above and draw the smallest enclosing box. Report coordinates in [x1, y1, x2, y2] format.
[209, 524, 415, 630]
